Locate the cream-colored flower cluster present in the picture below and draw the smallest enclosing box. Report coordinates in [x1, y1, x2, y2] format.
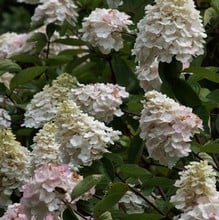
[135, 59, 162, 92]
[171, 161, 219, 219]
[0, 108, 11, 129]
[139, 90, 203, 168]
[0, 129, 31, 207]
[31, 122, 61, 170]
[23, 73, 77, 128]
[132, 0, 206, 67]
[21, 164, 88, 219]
[80, 8, 132, 54]
[69, 83, 129, 123]
[55, 100, 121, 168]
[31, 0, 78, 26]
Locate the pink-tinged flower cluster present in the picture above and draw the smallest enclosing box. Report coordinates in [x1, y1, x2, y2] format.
[21, 164, 92, 219]
[0, 32, 34, 59]
[132, 0, 206, 67]
[55, 100, 121, 168]
[80, 8, 132, 54]
[139, 90, 203, 168]
[31, 0, 78, 26]
[69, 83, 129, 123]
[0, 129, 31, 207]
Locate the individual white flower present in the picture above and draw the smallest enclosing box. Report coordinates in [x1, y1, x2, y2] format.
[170, 161, 219, 211]
[0, 32, 34, 59]
[55, 100, 121, 168]
[136, 59, 162, 92]
[23, 73, 77, 128]
[0, 72, 14, 89]
[177, 203, 219, 220]
[31, 0, 78, 26]
[31, 122, 62, 170]
[132, 0, 207, 67]
[118, 190, 150, 214]
[139, 90, 203, 168]
[106, 0, 123, 8]
[80, 8, 132, 54]
[0, 129, 31, 207]
[21, 164, 92, 219]
[68, 83, 129, 123]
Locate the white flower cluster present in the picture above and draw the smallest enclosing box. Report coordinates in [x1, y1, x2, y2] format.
[69, 83, 129, 123]
[0, 129, 31, 207]
[21, 164, 90, 219]
[55, 100, 121, 167]
[139, 90, 203, 168]
[132, 0, 206, 67]
[80, 8, 132, 54]
[31, 122, 61, 170]
[171, 161, 219, 219]
[0, 108, 11, 129]
[23, 73, 77, 128]
[135, 59, 162, 92]
[170, 161, 219, 211]
[31, 0, 78, 26]
[0, 32, 34, 59]
[118, 190, 150, 214]
[0, 72, 14, 89]
[17, 0, 39, 4]
[178, 203, 219, 220]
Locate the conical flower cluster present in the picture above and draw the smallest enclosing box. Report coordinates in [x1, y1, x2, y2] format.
[139, 90, 203, 168]
[23, 73, 78, 128]
[55, 100, 121, 167]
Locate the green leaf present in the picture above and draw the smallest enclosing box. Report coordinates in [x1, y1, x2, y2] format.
[119, 213, 163, 220]
[62, 208, 79, 220]
[93, 182, 128, 217]
[118, 164, 151, 178]
[101, 157, 115, 181]
[172, 78, 201, 107]
[206, 89, 219, 103]
[0, 59, 21, 73]
[211, 0, 219, 12]
[55, 38, 86, 46]
[201, 139, 219, 154]
[28, 32, 47, 53]
[204, 7, 217, 25]
[186, 67, 219, 83]
[10, 66, 47, 89]
[126, 95, 143, 114]
[111, 55, 138, 92]
[142, 177, 175, 189]
[97, 211, 113, 220]
[71, 174, 103, 199]
[127, 134, 144, 163]
[11, 54, 42, 65]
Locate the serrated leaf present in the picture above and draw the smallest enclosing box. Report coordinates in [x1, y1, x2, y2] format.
[118, 164, 151, 178]
[0, 59, 21, 73]
[71, 174, 103, 199]
[93, 182, 128, 217]
[10, 66, 47, 89]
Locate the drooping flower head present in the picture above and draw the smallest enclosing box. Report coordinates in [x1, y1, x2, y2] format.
[31, 0, 78, 26]
[55, 100, 121, 168]
[139, 90, 203, 168]
[80, 8, 132, 54]
[68, 83, 129, 122]
[132, 0, 207, 67]
[0, 129, 31, 207]
[170, 160, 219, 211]
[23, 73, 78, 128]
[21, 164, 92, 219]
[31, 122, 61, 170]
